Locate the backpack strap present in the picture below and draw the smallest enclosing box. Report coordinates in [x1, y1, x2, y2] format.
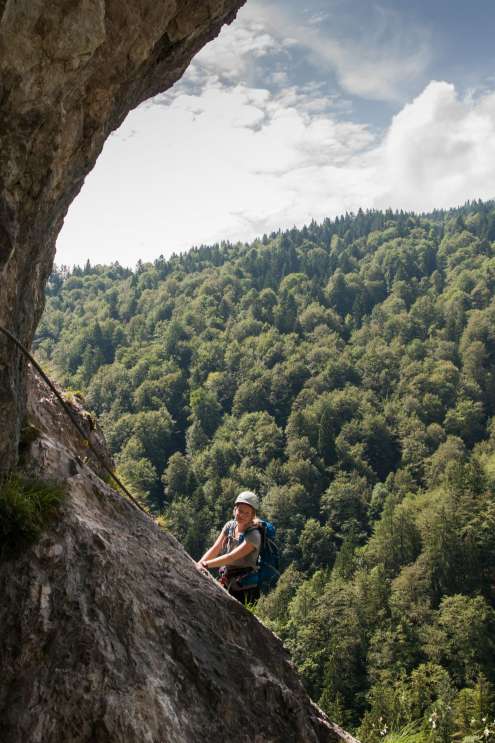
[245, 521, 266, 550]
[225, 519, 236, 552]
[226, 521, 264, 557]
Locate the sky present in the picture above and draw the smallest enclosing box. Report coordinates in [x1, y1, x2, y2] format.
[56, 0, 495, 268]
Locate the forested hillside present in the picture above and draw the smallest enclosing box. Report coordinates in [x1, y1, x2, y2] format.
[39, 202, 495, 741]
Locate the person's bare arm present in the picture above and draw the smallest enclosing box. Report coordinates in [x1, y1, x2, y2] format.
[202, 540, 255, 569]
[196, 529, 227, 569]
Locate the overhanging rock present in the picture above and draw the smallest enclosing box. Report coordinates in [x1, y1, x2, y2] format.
[0, 0, 246, 473]
[0, 3, 360, 739]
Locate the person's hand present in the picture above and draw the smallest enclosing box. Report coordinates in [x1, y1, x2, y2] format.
[196, 560, 209, 574]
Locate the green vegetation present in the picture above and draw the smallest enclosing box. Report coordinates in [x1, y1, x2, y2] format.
[38, 200, 495, 738]
[0, 475, 65, 558]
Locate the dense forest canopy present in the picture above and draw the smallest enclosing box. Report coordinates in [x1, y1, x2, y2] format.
[39, 201, 495, 741]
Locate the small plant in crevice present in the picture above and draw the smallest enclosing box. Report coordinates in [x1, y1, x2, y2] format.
[0, 475, 65, 559]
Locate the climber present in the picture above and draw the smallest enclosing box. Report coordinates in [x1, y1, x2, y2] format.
[196, 491, 262, 604]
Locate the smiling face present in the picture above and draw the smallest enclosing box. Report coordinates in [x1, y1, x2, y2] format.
[234, 502, 255, 527]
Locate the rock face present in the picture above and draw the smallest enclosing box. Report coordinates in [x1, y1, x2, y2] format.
[0, 371, 359, 743]
[0, 5, 361, 741]
[0, 0, 247, 476]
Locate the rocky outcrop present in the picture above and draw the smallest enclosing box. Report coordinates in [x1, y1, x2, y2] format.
[0, 370, 359, 743]
[0, 5, 361, 740]
[0, 0, 247, 476]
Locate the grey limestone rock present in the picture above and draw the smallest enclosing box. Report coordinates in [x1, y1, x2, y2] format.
[0, 0, 246, 474]
[0, 4, 360, 740]
[0, 372, 359, 743]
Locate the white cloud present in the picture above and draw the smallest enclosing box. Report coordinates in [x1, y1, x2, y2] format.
[324, 39, 430, 102]
[306, 11, 330, 27]
[240, 1, 432, 102]
[56, 77, 373, 266]
[56, 78, 495, 268]
[190, 11, 284, 84]
[374, 81, 495, 210]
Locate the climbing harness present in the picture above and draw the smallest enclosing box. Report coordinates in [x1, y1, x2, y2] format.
[218, 565, 254, 592]
[0, 323, 150, 517]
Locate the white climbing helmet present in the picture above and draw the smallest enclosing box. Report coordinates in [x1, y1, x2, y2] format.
[234, 490, 259, 512]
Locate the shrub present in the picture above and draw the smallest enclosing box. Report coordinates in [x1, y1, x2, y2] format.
[0, 475, 65, 559]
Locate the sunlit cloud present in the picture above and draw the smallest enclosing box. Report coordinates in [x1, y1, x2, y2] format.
[56, 75, 495, 268]
[189, 11, 287, 85]
[55, 3, 495, 268]
[374, 81, 495, 210]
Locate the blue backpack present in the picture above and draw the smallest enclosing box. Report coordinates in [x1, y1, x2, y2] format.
[228, 520, 280, 594]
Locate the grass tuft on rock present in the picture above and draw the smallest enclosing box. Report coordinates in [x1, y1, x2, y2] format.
[0, 475, 65, 559]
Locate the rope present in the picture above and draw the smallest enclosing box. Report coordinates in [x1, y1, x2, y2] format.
[0, 324, 151, 518]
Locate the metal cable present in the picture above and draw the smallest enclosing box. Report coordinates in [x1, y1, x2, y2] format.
[0, 323, 151, 518]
